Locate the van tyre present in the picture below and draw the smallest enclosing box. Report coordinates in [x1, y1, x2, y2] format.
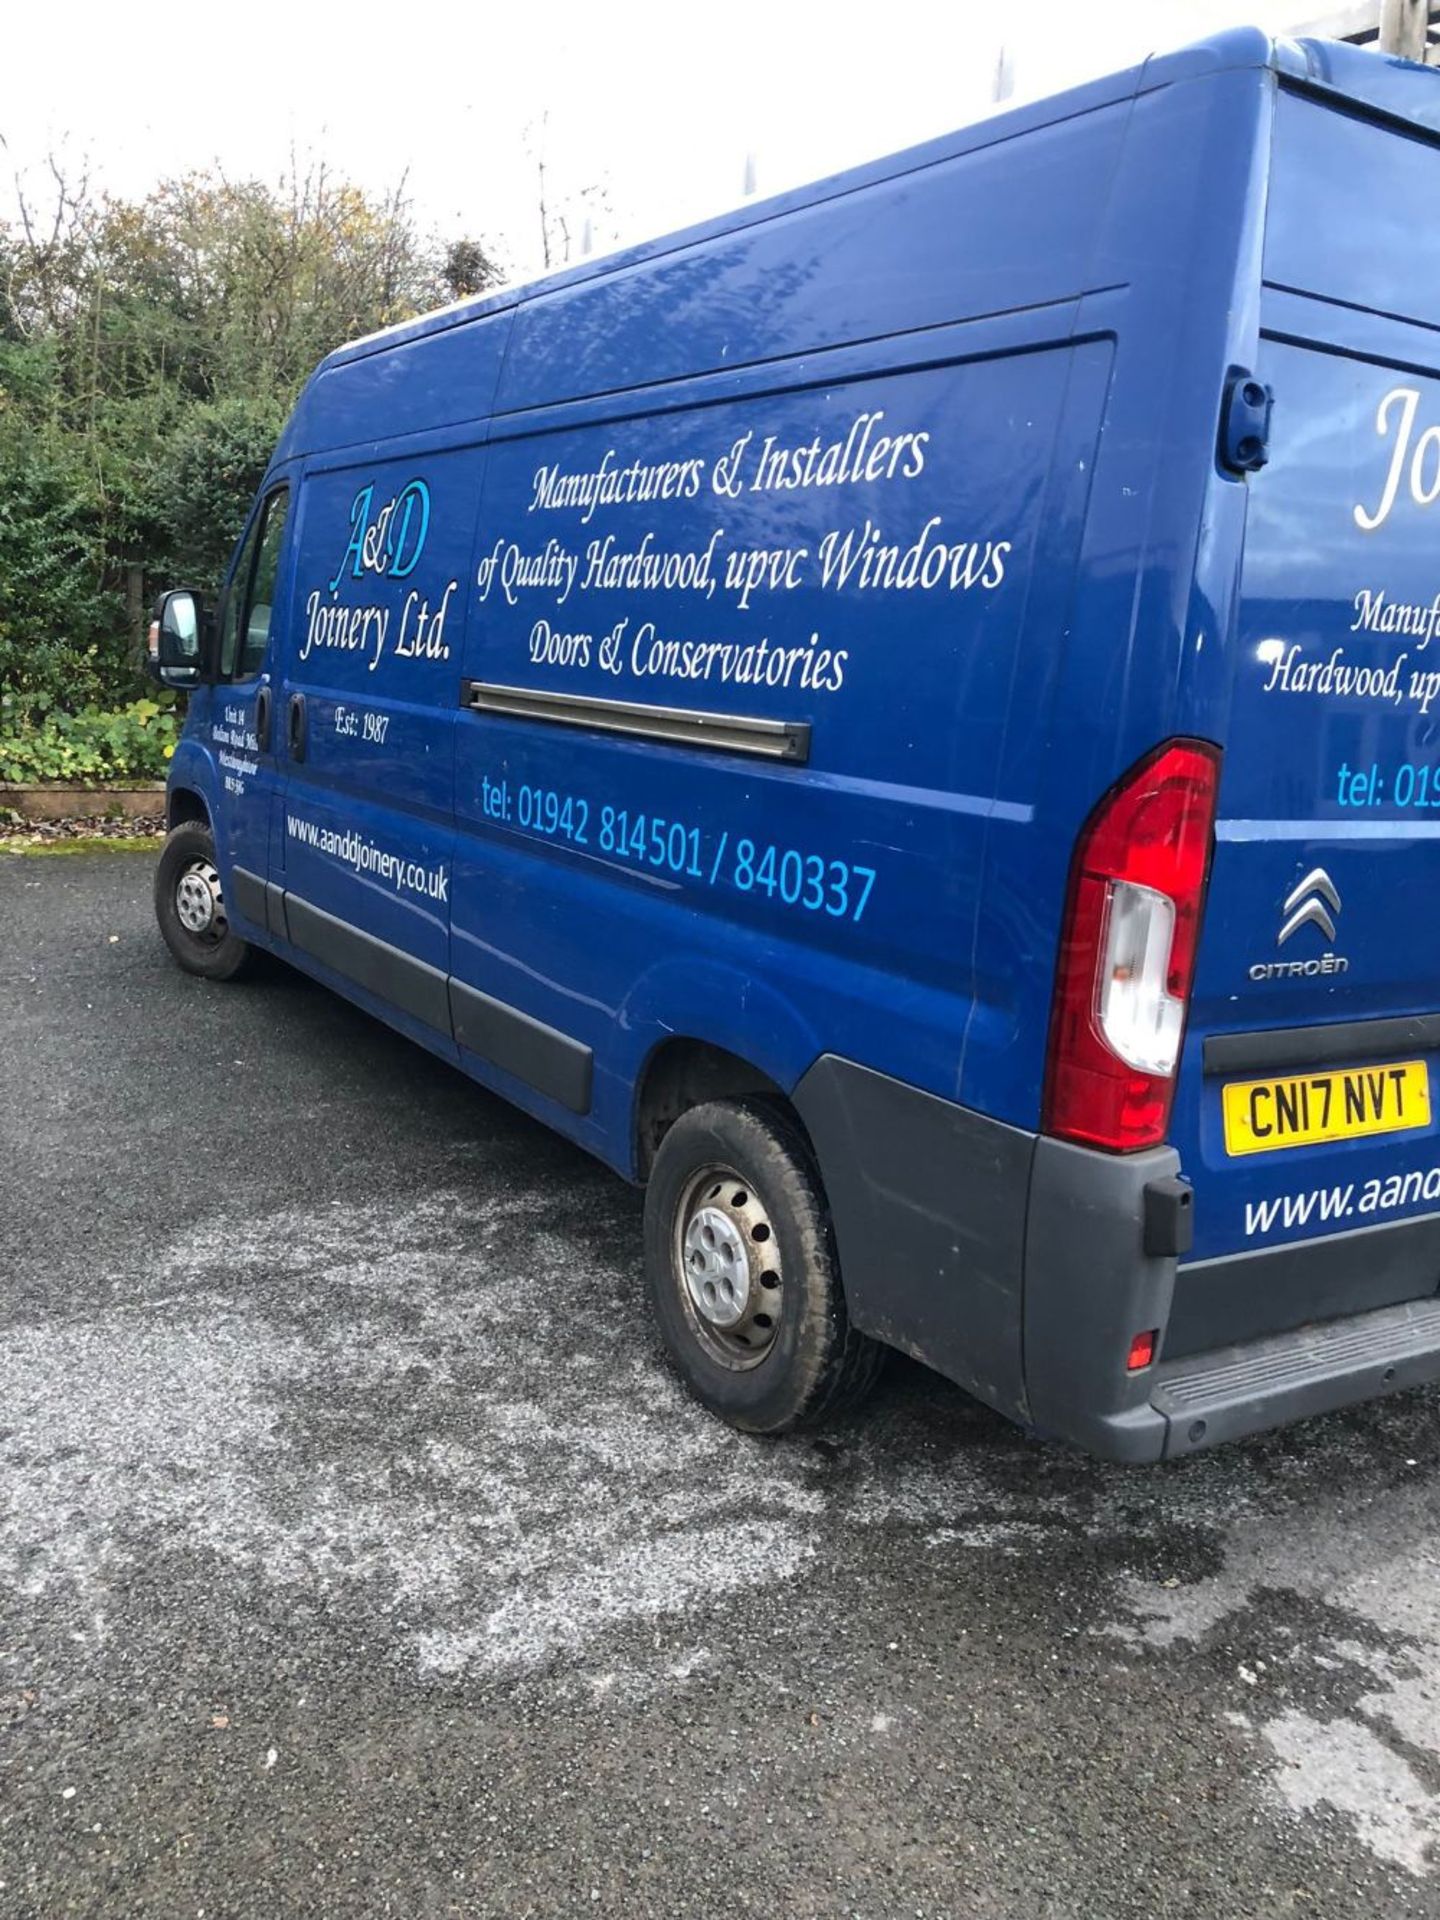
[154, 822, 253, 982]
[643, 1097, 884, 1433]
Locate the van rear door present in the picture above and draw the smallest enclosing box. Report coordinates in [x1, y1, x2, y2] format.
[1170, 81, 1440, 1351]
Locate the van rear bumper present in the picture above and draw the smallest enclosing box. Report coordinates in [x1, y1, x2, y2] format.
[1039, 1297, 1440, 1463]
[1024, 1136, 1440, 1460]
[1148, 1297, 1440, 1456]
[794, 1056, 1440, 1463]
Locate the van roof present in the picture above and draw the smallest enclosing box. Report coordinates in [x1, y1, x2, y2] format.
[313, 27, 1439, 379]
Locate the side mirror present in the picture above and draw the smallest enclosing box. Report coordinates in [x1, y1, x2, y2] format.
[146, 589, 208, 689]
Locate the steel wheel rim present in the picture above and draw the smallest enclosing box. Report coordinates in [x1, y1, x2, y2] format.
[673, 1163, 783, 1371]
[174, 858, 227, 945]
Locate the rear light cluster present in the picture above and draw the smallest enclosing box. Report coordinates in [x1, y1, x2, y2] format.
[1043, 740, 1220, 1154]
[1127, 1329, 1158, 1372]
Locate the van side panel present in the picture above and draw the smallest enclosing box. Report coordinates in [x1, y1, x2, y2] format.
[446, 72, 1265, 1411]
[450, 337, 1114, 1178]
[497, 106, 1128, 410]
[439, 90, 1144, 1402]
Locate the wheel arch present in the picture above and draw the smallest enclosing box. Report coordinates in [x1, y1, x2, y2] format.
[617, 956, 824, 1181]
[632, 1036, 790, 1181]
[167, 785, 210, 832]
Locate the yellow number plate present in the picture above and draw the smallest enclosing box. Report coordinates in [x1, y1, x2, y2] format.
[1223, 1060, 1432, 1157]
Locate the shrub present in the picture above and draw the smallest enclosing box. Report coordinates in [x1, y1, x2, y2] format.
[0, 697, 180, 783]
[0, 418, 126, 724]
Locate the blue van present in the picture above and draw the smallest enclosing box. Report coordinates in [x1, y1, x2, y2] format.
[147, 30, 1440, 1460]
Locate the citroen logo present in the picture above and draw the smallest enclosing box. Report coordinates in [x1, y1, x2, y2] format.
[1278, 868, 1341, 947]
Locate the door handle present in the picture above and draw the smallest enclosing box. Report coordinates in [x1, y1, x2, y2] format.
[287, 691, 308, 763]
[254, 685, 272, 753]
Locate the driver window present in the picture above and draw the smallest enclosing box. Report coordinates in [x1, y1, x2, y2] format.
[219, 488, 291, 680]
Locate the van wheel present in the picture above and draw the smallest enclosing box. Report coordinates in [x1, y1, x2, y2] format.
[154, 822, 253, 981]
[643, 1098, 884, 1433]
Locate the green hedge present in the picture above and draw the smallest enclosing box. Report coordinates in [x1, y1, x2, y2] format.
[0, 698, 180, 784]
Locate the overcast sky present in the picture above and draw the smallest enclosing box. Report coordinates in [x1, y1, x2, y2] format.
[3, 0, 1325, 282]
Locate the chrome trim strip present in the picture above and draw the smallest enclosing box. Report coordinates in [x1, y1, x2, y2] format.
[461, 680, 810, 764]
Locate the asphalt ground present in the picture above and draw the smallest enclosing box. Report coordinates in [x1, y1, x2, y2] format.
[4, 847, 1440, 1919]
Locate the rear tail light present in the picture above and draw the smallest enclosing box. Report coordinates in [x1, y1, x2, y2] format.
[1043, 740, 1220, 1153]
[1127, 1329, 1158, 1372]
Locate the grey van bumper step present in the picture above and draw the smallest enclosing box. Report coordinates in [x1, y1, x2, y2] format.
[1151, 1296, 1440, 1456]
